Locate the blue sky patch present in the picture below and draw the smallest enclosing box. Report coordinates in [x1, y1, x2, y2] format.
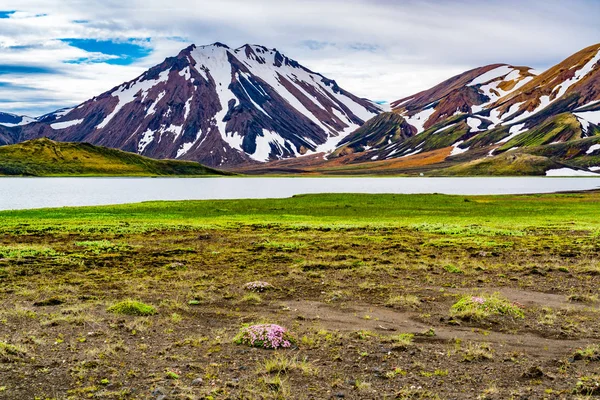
[0, 65, 56, 74]
[60, 38, 152, 65]
[0, 10, 16, 18]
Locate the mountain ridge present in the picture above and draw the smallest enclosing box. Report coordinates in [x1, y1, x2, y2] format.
[3, 42, 381, 168]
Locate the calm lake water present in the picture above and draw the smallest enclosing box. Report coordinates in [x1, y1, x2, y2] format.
[0, 177, 599, 211]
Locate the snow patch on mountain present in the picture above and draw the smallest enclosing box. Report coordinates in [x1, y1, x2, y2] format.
[546, 168, 598, 177]
[586, 143, 600, 155]
[404, 108, 435, 134]
[50, 119, 84, 129]
[468, 66, 514, 86]
[97, 70, 170, 129]
[138, 129, 156, 153]
[450, 140, 469, 156]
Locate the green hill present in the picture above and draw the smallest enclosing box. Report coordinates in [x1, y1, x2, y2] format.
[0, 138, 230, 176]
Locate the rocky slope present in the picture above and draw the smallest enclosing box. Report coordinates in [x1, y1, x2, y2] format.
[5, 43, 381, 168]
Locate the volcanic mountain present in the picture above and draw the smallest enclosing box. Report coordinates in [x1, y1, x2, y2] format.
[330, 43, 600, 175]
[7, 43, 381, 167]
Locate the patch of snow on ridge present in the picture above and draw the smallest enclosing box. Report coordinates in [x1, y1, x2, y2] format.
[574, 110, 600, 126]
[405, 108, 436, 134]
[586, 144, 600, 155]
[147, 91, 166, 116]
[190, 45, 239, 150]
[138, 129, 155, 153]
[468, 65, 513, 86]
[176, 129, 203, 158]
[497, 123, 527, 144]
[466, 117, 483, 132]
[97, 70, 170, 129]
[589, 166, 600, 171]
[576, 100, 600, 110]
[450, 140, 469, 156]
[250, 129, 294, 162]
[546, 168, 599, 177]
[50, 119, 84, 129]
[553, 49, 600, 99]
[433, 124, 456, 134]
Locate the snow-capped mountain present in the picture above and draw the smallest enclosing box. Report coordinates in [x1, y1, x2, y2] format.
[19, 43, 381, 167]
[335, 43, 600, 169]
[391, 64, 535, 133]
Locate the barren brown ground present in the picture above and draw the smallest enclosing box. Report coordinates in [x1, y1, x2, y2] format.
[1, 219, 600, 399]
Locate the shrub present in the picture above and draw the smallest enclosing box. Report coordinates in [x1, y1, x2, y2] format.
[234, 324, 295, 349]
[107, 300, 156, 316]
[450, 293, 524, 321]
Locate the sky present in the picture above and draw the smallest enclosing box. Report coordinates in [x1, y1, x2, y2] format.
[0, 0, 599, 116]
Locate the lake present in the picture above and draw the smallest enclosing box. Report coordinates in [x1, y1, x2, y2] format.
[0, 177, 599, 211]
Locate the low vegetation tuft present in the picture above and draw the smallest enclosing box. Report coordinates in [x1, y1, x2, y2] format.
[107, 300, 156, 316]
[450, 293, 525, 321]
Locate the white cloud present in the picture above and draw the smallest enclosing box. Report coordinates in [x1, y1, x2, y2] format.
[0, 0, 599, 115]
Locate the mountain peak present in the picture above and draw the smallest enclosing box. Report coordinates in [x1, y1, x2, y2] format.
[16, 42, 381, 167]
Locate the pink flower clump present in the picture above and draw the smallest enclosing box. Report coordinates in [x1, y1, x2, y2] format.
[235, 324, 294, 349]
[244, 281, 273, 292]
[471, 296, 485, 304]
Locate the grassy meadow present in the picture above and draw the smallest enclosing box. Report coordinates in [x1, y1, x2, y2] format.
[1, 192, 600, 399]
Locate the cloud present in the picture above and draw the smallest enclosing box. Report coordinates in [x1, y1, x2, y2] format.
[0, 0, 599, 115]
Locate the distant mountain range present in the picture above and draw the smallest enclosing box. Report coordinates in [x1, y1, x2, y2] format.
[1, 42, 600, 175]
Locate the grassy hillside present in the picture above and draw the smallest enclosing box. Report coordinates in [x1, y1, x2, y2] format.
[0, 138, 229, 176]
[433, 152, 564, 176]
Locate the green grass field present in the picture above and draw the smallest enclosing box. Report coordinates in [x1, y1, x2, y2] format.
[2, 191, 600, 233]
[1, 192, 600, 399]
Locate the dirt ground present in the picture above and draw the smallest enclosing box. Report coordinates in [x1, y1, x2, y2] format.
[1, 225, 599, 399]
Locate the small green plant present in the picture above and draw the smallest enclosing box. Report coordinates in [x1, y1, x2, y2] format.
[264, 354, 292, 374]
[100, 378, 109, 385]
[573, 344, 600, 361]
[107, 300, 156, 316]
[385, 367, 407, 379]
[461, 342, 494, 362]
[444, 264, 464, 274]
[573, 374, 600, 395]
[0, 245, 58, 259]
[386, 294, 420, 309]
[0, 341, 27, 363]
[451, 293, 524, 321]
[568, 294, 598, 304]
[170, 313, 182, 323]
[240, 292, 262, 304]
[389, 333, 414, 350]
[165, 370, 180, 380]
[354, 379, 372, 391]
